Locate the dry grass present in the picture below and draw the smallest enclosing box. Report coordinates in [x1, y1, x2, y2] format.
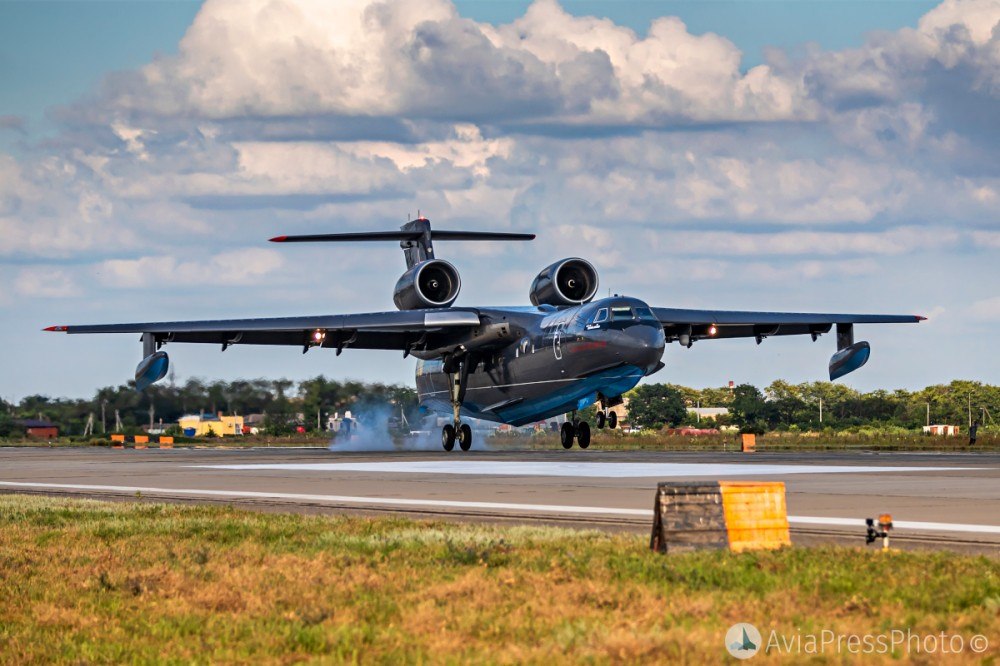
[0, 494, 997, 664]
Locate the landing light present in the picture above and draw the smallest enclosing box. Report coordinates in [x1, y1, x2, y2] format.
[313, 329, 326, 342]
[708, 325, 718, 336]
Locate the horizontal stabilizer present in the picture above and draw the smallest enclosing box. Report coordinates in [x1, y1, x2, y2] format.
[270, 230, 534, 243]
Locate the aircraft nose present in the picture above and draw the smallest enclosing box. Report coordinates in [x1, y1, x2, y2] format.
[621, 323, 665, 374]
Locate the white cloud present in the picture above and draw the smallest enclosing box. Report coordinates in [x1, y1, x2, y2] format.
[968, 296, 1000, 322]
[14, 268, 82, 298]
[97, 248, 285, 288]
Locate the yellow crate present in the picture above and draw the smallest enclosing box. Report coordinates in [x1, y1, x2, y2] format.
[719, 481, 790, 551]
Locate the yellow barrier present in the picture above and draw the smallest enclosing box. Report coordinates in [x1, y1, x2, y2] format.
[719, 481, 790, 552]
[741, 434, 756, 453]
[110, 434, 125, 443]
[158, 436, 174, 448]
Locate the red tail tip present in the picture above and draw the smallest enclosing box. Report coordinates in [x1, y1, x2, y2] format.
[43, 325, 67, 332]
[269, 235, 288, 243]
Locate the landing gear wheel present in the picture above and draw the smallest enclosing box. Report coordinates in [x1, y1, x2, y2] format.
[458, 423, 473, 451]
[596, 411, 606, 429]
[441, 424, 456, 451]
[576, 422, 591, 449]
[608, 411, 618, 429]
[560, 422, 575, 449]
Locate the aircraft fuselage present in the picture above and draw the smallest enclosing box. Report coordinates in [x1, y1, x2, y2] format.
[415, 296, 665, 426]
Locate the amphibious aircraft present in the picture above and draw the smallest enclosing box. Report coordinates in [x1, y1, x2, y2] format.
[46, 218, 923, 451]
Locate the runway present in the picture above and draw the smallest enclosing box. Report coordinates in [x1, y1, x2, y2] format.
[1, 447, 997, 553]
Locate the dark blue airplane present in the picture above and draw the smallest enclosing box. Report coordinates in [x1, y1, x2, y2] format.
[46, 218, 923, 451]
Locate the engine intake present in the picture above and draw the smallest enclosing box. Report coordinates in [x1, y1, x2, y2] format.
[529, 258, 599, 306]
[394, 259, 461, 310]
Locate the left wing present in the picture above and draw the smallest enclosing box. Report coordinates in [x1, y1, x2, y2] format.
[45, 308, 511, 390]
[651, 307, 925, 380]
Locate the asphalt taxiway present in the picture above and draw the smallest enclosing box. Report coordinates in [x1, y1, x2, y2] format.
[1, 447, 997, 553]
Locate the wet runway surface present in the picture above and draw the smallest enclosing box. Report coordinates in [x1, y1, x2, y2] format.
[1, 447, 997, 553]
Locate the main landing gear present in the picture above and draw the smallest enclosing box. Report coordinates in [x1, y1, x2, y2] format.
[441, 353, 474, 452]
[560, 414, 591, 449]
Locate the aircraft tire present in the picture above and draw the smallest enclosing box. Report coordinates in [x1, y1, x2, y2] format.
[596, 412, 606, 429]
[458, 423, 473, 451]
[576, 422, 591, 449]
[560, 422, 575, 449]
[442, 424, 456, 451]
[608, 411, 618, 429]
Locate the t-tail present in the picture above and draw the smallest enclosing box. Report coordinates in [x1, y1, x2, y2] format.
[270, 217, 534, 310]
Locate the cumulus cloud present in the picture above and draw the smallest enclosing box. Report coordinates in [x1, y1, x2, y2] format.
[14, 268, 82, 298]
[1, 0, 997, 306]
[97, 248, 285, 288]
[81, 0, 805, 128]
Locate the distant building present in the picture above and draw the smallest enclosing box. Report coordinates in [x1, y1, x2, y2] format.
[178, 413, 244, 437]
[923, 425, 960, 436]
[16, 419, 59, 439]
[687, 407, 729, 420]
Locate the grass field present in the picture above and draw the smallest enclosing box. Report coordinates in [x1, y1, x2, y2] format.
[0, 495, 996, 664]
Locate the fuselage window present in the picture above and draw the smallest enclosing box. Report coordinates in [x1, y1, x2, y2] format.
[611, 306, 634, 321]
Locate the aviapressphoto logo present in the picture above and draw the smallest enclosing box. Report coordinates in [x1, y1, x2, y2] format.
[724, 624, 991, 658]
[725, 623, 762, 659]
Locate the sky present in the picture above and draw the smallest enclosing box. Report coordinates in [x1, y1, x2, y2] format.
[0, 0, 997, 402]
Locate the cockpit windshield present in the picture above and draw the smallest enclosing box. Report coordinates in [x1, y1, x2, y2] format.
[611, 306, 634, 321]
[634, 306, 657, 322]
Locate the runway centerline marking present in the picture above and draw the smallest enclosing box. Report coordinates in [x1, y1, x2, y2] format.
[190, 461, 982, 478]
[0, 481, 998, 535]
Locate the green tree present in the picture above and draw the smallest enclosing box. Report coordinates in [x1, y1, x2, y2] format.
[627, 384, 687, 429]
[730, 384, 767, 434]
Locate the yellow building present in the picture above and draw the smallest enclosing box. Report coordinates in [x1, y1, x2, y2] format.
[178, 414, 244, 437]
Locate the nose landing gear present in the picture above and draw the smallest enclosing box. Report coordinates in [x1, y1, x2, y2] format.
[595, 396, 619, 430]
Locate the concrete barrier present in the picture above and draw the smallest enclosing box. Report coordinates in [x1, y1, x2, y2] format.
[650, 481, 790, 553]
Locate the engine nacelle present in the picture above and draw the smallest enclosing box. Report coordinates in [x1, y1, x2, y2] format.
[529, 258, 599, 307]
[393, 259, 461, 310]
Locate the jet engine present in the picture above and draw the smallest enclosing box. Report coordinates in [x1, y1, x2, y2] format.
[393, 259, 462, 310]
[529, 258, 599, 307]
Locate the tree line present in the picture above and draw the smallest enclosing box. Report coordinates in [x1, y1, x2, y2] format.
[0, 377, 995, 437]
[0, 377, 419, 437]
[622, 379, 998, 433]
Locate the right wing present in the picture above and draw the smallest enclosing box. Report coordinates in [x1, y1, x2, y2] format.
[46, 308, 517, 389]
[47, 309, 485, 351]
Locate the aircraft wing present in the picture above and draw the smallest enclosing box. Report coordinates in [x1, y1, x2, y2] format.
[45, 309, 485, 351]
[651, 308, 924, 342]
[651, 307, 924, 380]
[45, 308, 509, 390]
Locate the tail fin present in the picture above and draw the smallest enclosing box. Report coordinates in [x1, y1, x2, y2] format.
[270, 217, 535, 268]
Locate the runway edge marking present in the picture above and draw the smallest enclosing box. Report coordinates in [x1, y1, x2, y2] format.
[1, 481, 999, 535]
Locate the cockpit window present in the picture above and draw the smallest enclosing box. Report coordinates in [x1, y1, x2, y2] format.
[592, 308, 608, 324]
[634, 306, 657, 322]
[611, 306, 634, 321]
